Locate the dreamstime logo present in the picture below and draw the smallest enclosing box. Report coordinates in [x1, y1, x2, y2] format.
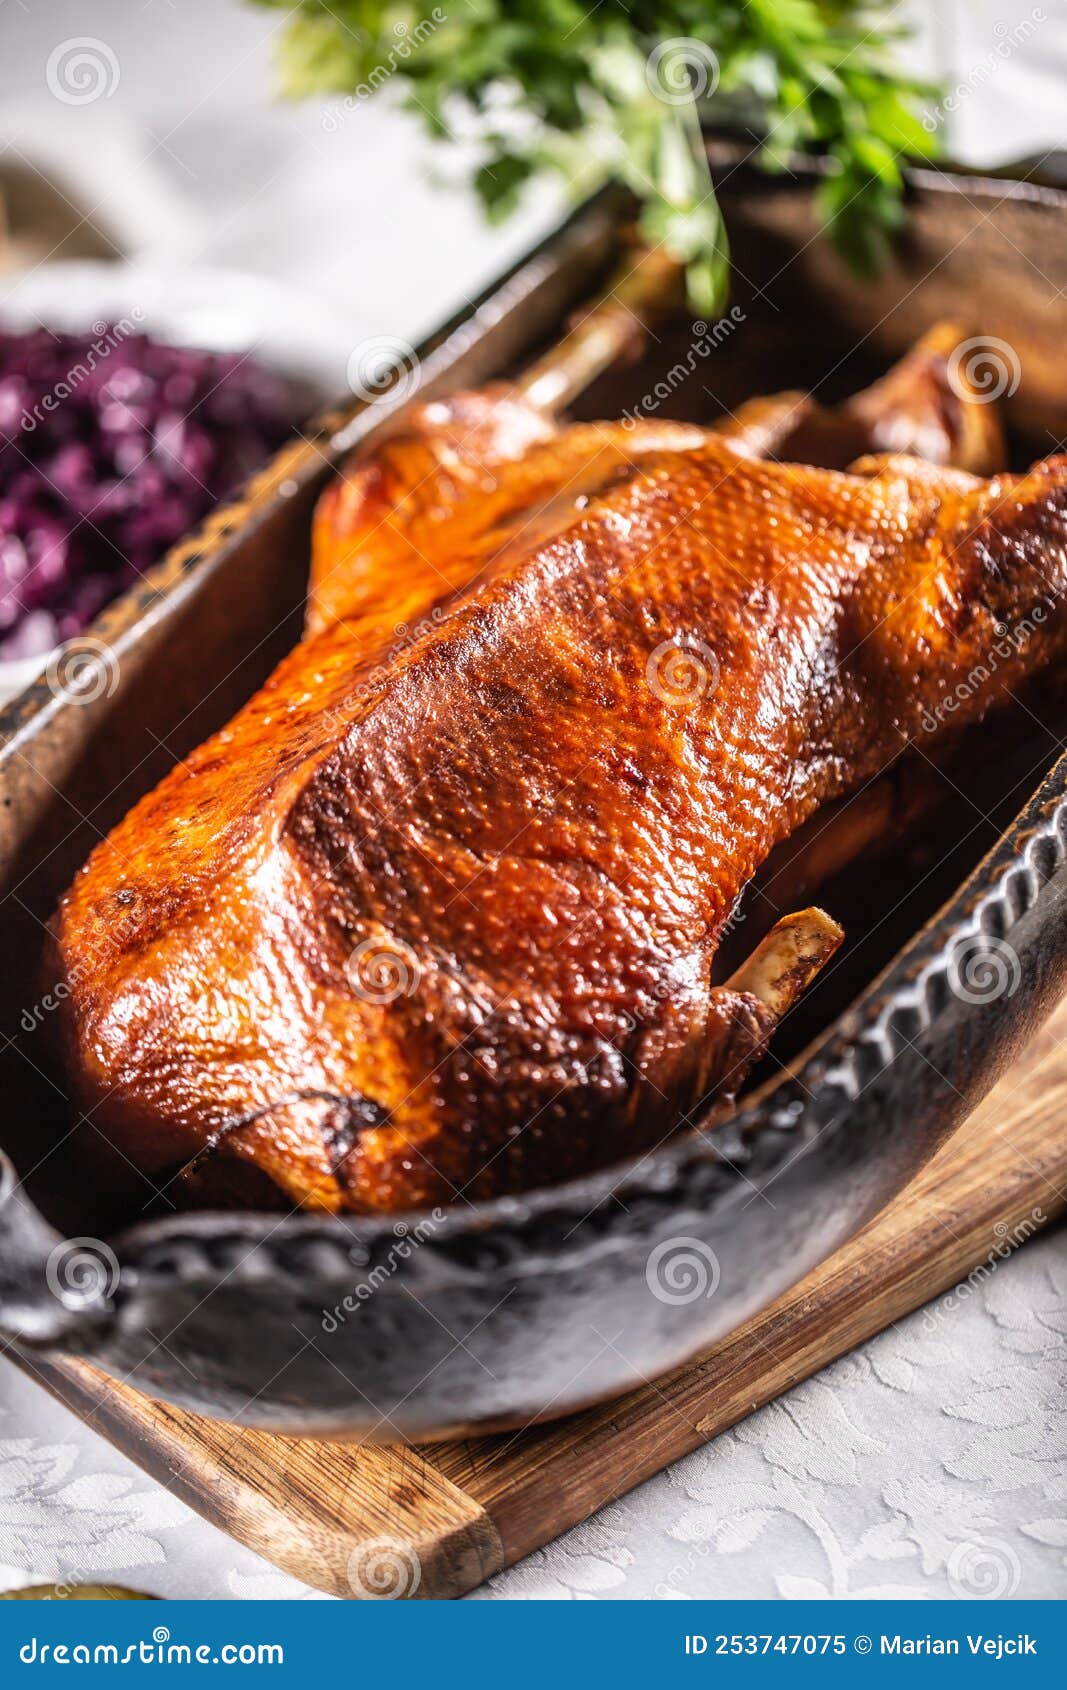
[347, 1537, 422, 1599]
[346, 934, 421, 1004]
[46, 37, 120, 105]
[921, 1207, 1045, 1333]
[645, 636, 720, 709]
[19, 1627, 284, 1663]
[43, 638, 120, 706]
[923, 10, 1046, 133]
[20, 976, 76, 1036]
[947, 934, 1021, 1006]
[321, 9, 446, 131]
[645, 38, 720, 105]
[21, 911, 140, 1039]
[653, 1537, 713, 1598]
[919, 607, 1047, 734]
[20, 313, 146, 435]
[346, 604, 449, 702]
[947, 1537, 1022, 1598]
[947, 336, 1021, 404]
[646, 1237, 720, 1305]
[623, 307, 746, 426]
[45, 1237, 120, 1308]
[321, 1209, 445, 1332]
[346, 335, 422, 406]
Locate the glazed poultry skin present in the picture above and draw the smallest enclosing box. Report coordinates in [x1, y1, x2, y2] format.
[49, 347, 1065, 1215]
[307, 322, 1003, 639]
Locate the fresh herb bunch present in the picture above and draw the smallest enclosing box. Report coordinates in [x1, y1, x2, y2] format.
[250, 0, 937, 315]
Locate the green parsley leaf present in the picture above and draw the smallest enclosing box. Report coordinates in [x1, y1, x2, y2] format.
[248, 1, 939, 315]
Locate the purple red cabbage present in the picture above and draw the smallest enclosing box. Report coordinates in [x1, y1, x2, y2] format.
[0, 326, 295, 661]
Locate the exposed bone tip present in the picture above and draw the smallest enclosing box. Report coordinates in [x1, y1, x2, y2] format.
[517, 245, 683, 417]
[726, 906, 844, 1021]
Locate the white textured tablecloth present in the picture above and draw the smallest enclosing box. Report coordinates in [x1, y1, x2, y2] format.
[1, 1226, 1064, 1601]
[1, 0, 1065, 1602]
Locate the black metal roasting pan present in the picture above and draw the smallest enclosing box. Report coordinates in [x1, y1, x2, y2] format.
[1, 146, 1066, 1438]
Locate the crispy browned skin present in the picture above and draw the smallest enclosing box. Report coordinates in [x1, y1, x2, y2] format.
[307, 324, 1002, 639]
[307, 392, 704, 637]
[50, 409, 1067, 1213]
[749, 322, 1006, 474]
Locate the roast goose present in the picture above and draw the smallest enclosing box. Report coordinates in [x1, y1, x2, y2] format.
[47, 311, 1065, 1215]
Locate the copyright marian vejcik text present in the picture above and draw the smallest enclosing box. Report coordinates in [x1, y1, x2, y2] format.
[684, 1633, 1038, 1659]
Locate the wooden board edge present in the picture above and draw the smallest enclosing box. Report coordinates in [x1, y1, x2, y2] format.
[422, 1193, 1065, 1588]
[420, 1058, 1067, 1576]
[10, 1348, 505, 1599]
[7, 1006, 1067, 1599]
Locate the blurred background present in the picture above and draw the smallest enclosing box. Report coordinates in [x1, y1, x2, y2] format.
[2, 0, 1066, 352]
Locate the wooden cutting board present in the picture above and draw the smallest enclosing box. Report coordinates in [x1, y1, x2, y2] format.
[12, 1000, 1067, 1600]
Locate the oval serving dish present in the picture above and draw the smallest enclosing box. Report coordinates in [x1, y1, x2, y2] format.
[1, 150, 1067, 1439]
